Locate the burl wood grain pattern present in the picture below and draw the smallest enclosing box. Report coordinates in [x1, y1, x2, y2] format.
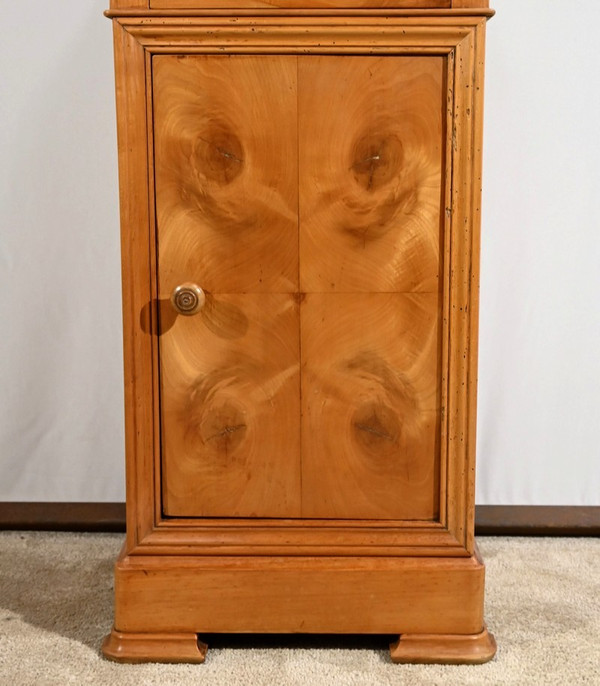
[298, 56, 443, 518]
[153, 55, 298, 295]
[299, 56, 444, 293]
[301, 293, 440, 519]
[159, 294, 301, 516]
[154, 55, 444, 519]
[154, 56, 301, 517]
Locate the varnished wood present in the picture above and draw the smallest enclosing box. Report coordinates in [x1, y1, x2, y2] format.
[465, 18, 487, 548]
[114, 17, 476, 51]
[444, 20, 486, 553]
[299, 56, 443, 294]
[110, 0, 489, 8]
[301, 294, 440, 519]
[103, 629, 207, 663]
[107, 7, 493, 664]
[108, 13, 490, 544]
[106, 8, 494, 16]
[109, 548, 486, 636]
[142, 2, 489, 10]
[106, 13, 492, 553]
[154, 52, 450, 522]
[112, 21, 156, 550]
[390, 625, 496, 664]
[160, 294, 301, 517]
[133, 524, 467, 557]
[154, 55, 302, 517]
[153, 55, 299, 295]
[149, 0, 453, 9]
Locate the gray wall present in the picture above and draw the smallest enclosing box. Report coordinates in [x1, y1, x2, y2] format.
[1, 0, 598, 504]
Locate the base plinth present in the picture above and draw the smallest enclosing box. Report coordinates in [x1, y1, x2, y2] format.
[104, 546, 492, 664]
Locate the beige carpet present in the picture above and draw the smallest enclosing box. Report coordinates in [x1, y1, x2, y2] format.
[0, 533, 598, 685]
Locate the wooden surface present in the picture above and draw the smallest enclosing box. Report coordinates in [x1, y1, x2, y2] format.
[106, 10, 493, 663]
[154, 55, 444, 520]
[159, 294, 302, 517]
[112, 21, 157, 549]
[110, 549, 486, 635]
[154, 55, 301, 517]
[108, 12, 490, 549]
[108, 1, 490, 8]
[390, 625, 496, 664]
[298, 56, 443, 294]
[153, 55, 298, 295]
[301, 294, 440, 519]
[148, 1, 454, 10]
[103, 630, 207, 663]
[141, 2, 490, 10]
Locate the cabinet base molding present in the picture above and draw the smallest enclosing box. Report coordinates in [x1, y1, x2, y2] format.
[103, 546, 494, 663]
[102, 630, 208, 664]
[390, 625, 496, 664]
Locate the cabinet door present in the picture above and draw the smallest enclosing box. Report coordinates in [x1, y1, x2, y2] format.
[154, 54, 444, 520]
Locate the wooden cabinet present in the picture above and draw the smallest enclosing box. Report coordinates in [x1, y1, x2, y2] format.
[103, 0, 496, 665]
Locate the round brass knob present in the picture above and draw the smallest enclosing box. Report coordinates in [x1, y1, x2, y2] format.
[170, 283, 206, 316]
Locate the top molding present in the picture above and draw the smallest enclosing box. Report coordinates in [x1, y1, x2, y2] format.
[109, 0, 490, 12]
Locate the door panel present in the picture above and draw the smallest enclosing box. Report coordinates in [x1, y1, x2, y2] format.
[301, 293, 441, 519]
[298, 56, 444, 294]
[154, 54, 445, 520]
[160, 294, 301, 517]
[153, 55, 299, 295]
[154, 55, 301, 517]
[297, 56, 444, 518]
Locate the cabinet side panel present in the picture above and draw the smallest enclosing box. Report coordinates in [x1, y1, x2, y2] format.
[112, 22, 156, 548]
[445, 23, 487, 553]
[464, 20, 487, 552]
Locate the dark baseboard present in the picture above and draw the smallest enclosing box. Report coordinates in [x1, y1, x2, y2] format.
[0, 502, 126, 532]
[474, 505, 600, 536]
[0, 503, 598, 536]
